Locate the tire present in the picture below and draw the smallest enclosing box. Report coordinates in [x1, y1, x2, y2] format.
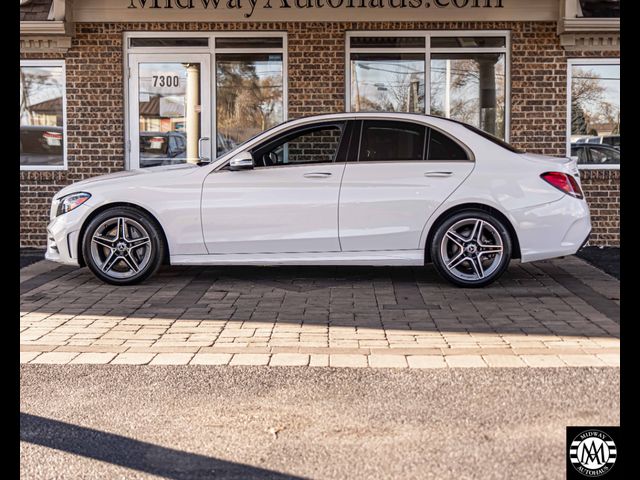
[82, 206, 165, 286]
[430, 210, 512, 288]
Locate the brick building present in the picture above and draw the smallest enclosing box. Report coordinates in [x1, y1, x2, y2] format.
[20, 0, 620, 247]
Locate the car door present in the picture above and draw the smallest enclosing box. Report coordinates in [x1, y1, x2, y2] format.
[201, 121, 350, 254]
[338, 119, 475, 252]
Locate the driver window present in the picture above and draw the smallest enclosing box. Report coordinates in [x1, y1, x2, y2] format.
[254, 124, 345, 167]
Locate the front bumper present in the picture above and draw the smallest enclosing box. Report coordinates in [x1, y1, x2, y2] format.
[44, 204, 91, 266]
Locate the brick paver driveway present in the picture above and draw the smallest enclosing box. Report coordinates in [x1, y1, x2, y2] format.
[20, 256, 619, 368]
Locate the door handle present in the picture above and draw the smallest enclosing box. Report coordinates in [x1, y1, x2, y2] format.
[198, 137, 210, 163]
[424, 171, 453, 177]
[304, 172, 332, 178]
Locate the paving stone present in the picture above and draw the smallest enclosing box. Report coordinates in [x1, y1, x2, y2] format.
[368, 355, 408, 369]
[521, 355, 568, 368]
[444, 355, 487, 368]
[190, 353, 233, 365]
[558, 354, 605, 367]
[329, 354, 368, 368]
[149, 353, 194, 365]
[20, 352, 41, 363]
[229, 354, 271, 366]
[70, 352, 117, 364]
[30, 352, 80, 365]
[482, 355, 527, 368]
[407, 355, 447, 369]
[269, 353, 310, 367]
[111, 353, 156, 365]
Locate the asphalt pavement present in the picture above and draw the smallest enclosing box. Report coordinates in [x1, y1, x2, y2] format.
[20, 365, 619, 480]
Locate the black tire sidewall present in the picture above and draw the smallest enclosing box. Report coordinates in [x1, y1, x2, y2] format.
[430, 210, 512, 288]
[82, 207, 164, 285]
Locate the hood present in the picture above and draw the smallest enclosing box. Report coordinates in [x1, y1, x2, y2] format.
[56, 163, 199, 197]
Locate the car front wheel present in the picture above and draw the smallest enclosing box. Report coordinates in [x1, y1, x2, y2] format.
[82, 206, 165, 285]
[430, 210, 512, 288]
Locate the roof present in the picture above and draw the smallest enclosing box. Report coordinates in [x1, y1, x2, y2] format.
[20, 0, 53, 22]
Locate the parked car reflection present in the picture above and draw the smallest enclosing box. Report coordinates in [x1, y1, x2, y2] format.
[571, 143, 620, 165]
[139, 131, 187, 167]
[20, 125, 64, 167]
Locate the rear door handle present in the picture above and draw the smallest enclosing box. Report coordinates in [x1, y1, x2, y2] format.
[424, 171, 453, 177]
[304, 172, 332, 178]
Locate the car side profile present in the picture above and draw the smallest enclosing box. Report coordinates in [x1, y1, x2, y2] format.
[45, 113, 591, 287]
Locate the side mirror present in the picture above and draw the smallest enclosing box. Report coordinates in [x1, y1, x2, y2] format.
[229, 151, 254, 171]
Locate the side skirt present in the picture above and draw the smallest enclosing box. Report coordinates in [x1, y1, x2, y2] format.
[170, 250, 425, 266]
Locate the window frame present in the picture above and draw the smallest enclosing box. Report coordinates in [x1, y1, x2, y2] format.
[345, 30, 511, 142]
[123, 31, 288, 170]
[566, 58, 620, 170]
[20, 59, 67, 171]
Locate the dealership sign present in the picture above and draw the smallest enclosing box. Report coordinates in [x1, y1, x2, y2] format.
[127, 0, 505, 19]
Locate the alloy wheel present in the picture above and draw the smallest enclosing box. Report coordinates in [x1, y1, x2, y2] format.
[89, 217, 153, 280]
[439, 218, 504, 282]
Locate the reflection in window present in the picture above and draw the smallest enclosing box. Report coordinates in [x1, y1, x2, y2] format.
[569, 62, 620, 165]
[430, 53, 506, 139]
[255, 125, 344, 167]
[138, 62, 199, 167]
[20, 64, 65, 168]
[216, 53, 284, 156]
[350, 54, 425, 113]
[359, 121, 426, 161]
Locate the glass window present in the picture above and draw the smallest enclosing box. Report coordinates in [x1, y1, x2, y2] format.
[350, 53, 425, 113]
[254, 124, 344, 167]
[215, 37, 283, 49]
[569, 62, 620, 166]
[20, 63, 65, 168]
[216, 53, 284, 156]
[137, 62, 199, 168]
[348, 32, 509, 140]
[431, 36, 506, 48]
[130, 38, 209, 48]
[430, 53, 506, 139]
[358, 120, 426, 162]
[588, 146, 620, 165]
[571, 146, 589, 164]
[427, 129, 469, 161]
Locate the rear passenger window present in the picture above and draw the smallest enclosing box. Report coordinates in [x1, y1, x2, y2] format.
[427, 129, 469, 161]
[359, 120, 426, 162]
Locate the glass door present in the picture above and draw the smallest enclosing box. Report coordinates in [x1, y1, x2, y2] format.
[128, 54, 211, 169]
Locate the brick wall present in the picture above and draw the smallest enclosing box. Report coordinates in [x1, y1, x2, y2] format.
[20, 21, 620, 247]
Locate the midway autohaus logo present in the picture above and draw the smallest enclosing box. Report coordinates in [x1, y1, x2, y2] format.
[568, 428, 618, 478]
[127, 0, 505, 19]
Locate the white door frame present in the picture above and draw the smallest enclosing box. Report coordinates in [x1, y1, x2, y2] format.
[127, 53, 212, 170]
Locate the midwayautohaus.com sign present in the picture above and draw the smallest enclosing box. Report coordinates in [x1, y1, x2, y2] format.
[127, 0, 505, 19]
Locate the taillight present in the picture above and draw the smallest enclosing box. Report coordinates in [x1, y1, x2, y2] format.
[540, 172, 584, 199]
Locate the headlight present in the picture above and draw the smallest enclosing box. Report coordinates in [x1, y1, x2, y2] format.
[56, 192, 91, 217]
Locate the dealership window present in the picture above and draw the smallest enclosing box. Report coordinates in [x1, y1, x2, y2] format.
[567, 59, 620, 168]
[125, 33, 286, 169]
[20, 60, 66, 170]
[347, 32, 509, 140]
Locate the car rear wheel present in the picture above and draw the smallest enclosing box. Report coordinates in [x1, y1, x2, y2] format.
[430, 210, 512, 288]
[82, 206, 165, 285]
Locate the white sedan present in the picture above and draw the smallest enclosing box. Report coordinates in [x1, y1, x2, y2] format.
[46, 113, 591, 287]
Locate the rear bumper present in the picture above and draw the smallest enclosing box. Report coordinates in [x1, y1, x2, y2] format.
[511, 196, 591, 263]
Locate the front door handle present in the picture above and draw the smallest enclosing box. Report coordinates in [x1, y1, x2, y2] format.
[304, 172, 332, 178]
[424, 171, 453, 177]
